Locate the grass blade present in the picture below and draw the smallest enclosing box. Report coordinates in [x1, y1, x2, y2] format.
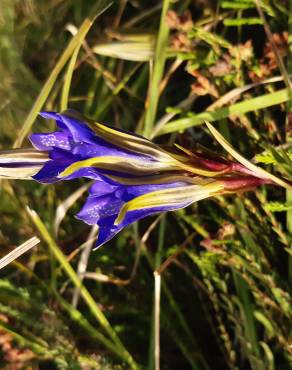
[206, 122, 292, 189]
[143, 0, 171, 138]
[0, 237, 40, 270]
[156, 88, 290, 136]
[14, 0, 112, 148]
[27, 207, 140, 370]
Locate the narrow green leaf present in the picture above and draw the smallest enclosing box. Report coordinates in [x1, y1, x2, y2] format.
[27, 208, 140, 370]
[223, 18, 263, 26]
[14, 0, 112, 148]
[60, 43, 80, 111]
[157, 88, 289, 136]
[143, 0, 171, 138]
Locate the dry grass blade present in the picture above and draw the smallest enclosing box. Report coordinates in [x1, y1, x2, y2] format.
[93, 38, 155, 61]
[72, 225, 99, 308]
[154, 271, 161, 370]
[206, 122, 292, 189]
[54, 183, 90, 236]
[151, 94, 196, 139]
[0, 237, 40, 270]
[207, 75, 291, 111]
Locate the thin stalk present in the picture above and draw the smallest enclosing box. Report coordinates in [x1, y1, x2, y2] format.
[154, 272, 161, 370]
[148, 216, 166, 370]
[154, 217, 166, 370]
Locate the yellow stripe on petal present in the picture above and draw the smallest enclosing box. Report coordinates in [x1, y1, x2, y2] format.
[59, 155, 183, 178]
[88, 121, 175, 161]
[174, 144, 196, 157]
[106, 173, 209, 186]
[173, 161, 228, 177]
[115, 181, 224, 225]
[63, 110, 165, 158]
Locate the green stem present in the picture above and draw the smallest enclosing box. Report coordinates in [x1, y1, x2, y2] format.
[28, 208, 140, 370]
[143, 0, 171, 138]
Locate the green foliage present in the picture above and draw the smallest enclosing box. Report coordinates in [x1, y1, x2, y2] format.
[0, 0, 291, 369]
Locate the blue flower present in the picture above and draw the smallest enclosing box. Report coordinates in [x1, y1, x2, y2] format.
[28, 111, 230, 246]
[26, 110, 274, 247]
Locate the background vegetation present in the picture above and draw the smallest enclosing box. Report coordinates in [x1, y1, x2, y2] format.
[0, 0, 291, 369]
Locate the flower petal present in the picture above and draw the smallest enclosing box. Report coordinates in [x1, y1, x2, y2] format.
[76, 193, 123, 225]
[115, 181, 224, 225]
[59, 110, 175, 161]
[58, 155, 182, 178]
[30, 132, 72, 151]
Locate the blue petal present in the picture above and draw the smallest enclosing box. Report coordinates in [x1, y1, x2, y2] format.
[32, 148, 77, 183]
[39, 112, 67, 130]
[30, 132, 72, 151]
[76, 193, 123, 225]
[76, 180, 192, 248]
[40, 111, 155, 161]
[94, 202, 191, 249]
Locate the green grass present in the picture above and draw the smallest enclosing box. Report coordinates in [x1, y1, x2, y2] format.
[0, 1, 291, 369]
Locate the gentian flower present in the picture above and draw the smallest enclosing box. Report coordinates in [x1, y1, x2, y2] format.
[1, 110, 289, 247]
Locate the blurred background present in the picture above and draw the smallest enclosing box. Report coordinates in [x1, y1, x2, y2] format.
[0, 0, 291, 369]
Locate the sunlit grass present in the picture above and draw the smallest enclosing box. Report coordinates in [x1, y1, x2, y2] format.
[0, 1, 291, 369]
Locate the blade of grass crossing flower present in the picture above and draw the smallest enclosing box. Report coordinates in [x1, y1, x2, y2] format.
[143, 0, 171, 138]
[205, 122, 292, 189]
[157, 88, 290, 136]
[0, 237, 40, 270]
[27, 208, 140, 370]
[13, 0, 112, 148]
